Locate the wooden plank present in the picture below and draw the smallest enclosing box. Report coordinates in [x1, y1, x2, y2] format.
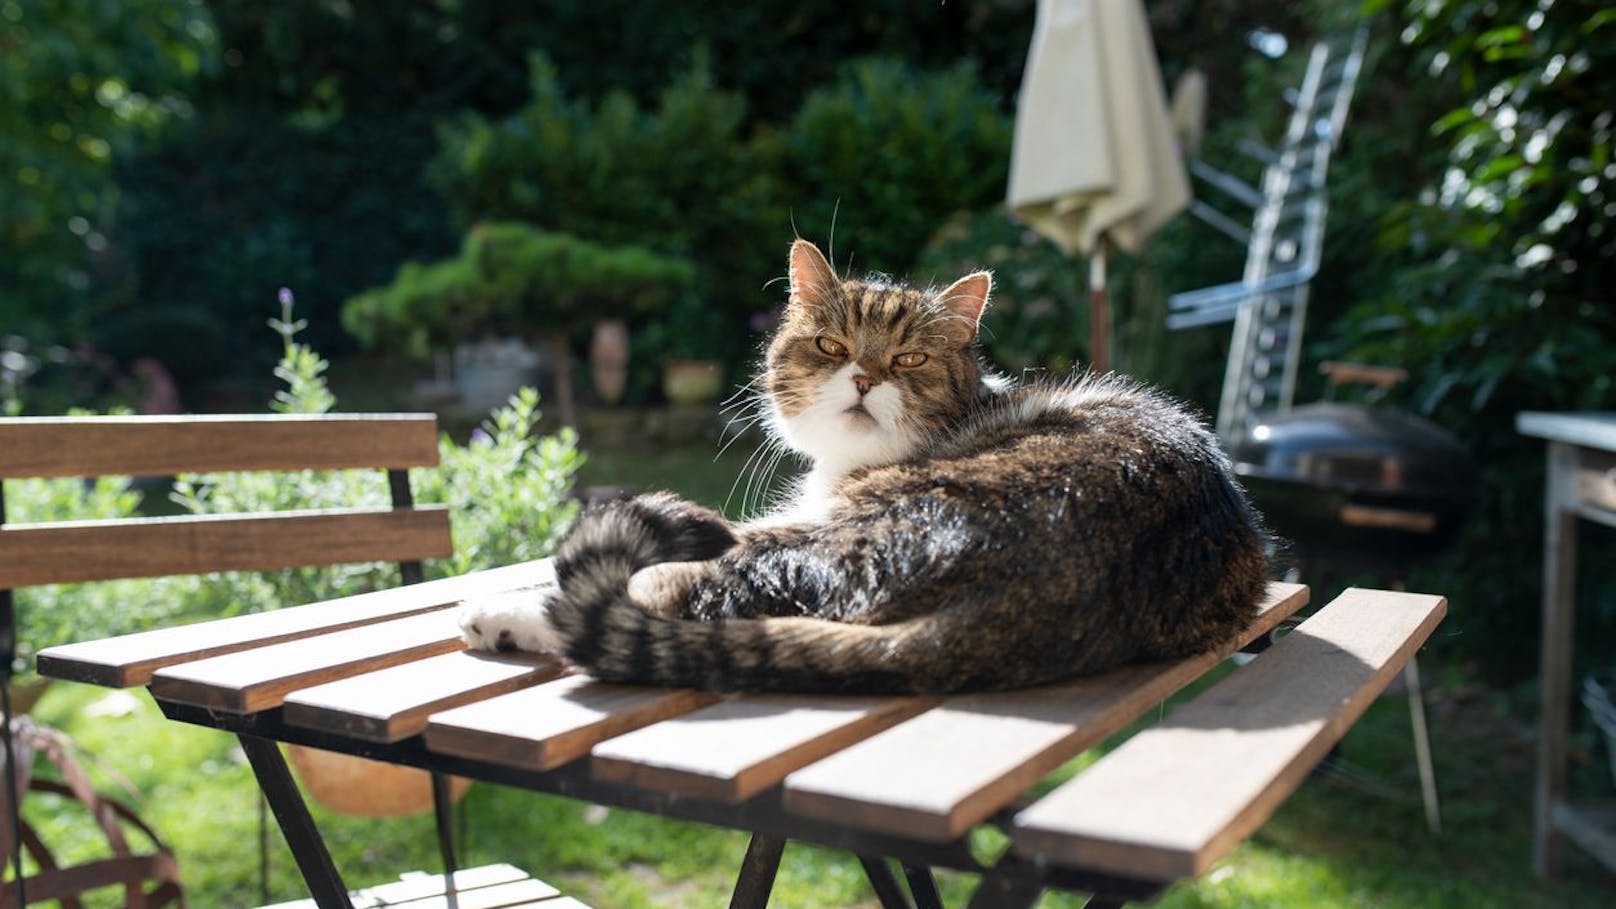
[1575, 463, 1616, 517]
[148, 608, 478, 713]
[257, 863, 537, 909]
[1516, 411, 1616, 451]
[0, 506, 452, 588]
[425, 676, 718, 771]
[781, 582, 1309, 841]
[1011, 587, 1447, 881]
[0, 413, 440, 479]
[284, 650, 566, 742]
[592, 693, 938, 802]
[37, 558, 554, 688]
[364, 865, 535, 905]
[1536, 441, 1581, 876]
[382, 878, 564, 909]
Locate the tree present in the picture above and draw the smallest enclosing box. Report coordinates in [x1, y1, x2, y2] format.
[0, 0, 215, 338]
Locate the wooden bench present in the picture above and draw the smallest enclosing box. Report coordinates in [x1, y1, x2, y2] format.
[36, 556, 1446, 906]
[0, 415, 582, 908]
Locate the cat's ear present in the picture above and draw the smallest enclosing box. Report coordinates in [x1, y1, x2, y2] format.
[788, 239, 839, 307]
[936, 271, 992, 343]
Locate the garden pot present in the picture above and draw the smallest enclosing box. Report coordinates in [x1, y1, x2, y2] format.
[662, 359, 723, 406]
[286, 744, 469, 818]
[453, 338, 540, 413]
[7, 676, 53, 715]
[588, 319, 630, 405]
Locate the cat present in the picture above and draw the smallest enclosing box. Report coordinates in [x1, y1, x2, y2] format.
[458, 238, 1269, 693]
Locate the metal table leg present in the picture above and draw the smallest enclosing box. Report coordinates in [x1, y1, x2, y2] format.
[238, 734, 354, 909]
[729, 833, 786, 909]
[902, 863, 943, 909]
[859, 855, 912, 908]
[431, 772, 460, 887]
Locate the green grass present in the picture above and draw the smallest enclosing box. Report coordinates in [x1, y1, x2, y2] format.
[18, 428, 1616, 907]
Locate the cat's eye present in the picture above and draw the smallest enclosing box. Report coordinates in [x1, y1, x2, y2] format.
[815, 336, 848, 357]
[893, 352, 928, 368]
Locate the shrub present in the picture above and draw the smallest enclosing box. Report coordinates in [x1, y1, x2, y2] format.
[104, 114, 457, 382]
[775, 58, 1013, 276]
[431, 54, 781, 334]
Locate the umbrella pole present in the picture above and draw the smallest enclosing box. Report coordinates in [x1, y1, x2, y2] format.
[1089, 241, 1111, 374]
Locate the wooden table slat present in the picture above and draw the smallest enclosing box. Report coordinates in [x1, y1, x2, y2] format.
[36, 559, 554, 688]
[283, 651, 566, 742]
[150, 609, 471, 714]
[781, 582, 1309, 841]
[590, 693, 939, 802]
[424, 676, 720, 771]
[1010, 586, 1446, 880]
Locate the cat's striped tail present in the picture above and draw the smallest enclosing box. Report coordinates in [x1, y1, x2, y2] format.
[544, 494, 974, 694]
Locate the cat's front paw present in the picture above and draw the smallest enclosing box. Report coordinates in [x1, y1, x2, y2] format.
[457, 587, 566, 654]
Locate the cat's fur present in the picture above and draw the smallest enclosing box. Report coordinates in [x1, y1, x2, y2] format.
[459, 239, 1269, 693]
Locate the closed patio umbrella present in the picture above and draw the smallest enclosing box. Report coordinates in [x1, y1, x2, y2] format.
[1007, 0, 1190, 373]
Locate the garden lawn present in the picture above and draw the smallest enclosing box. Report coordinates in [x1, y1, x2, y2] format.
[22, 432, 1616, 908]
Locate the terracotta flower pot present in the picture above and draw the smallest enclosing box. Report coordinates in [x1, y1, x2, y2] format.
[286, 744, 470, 818]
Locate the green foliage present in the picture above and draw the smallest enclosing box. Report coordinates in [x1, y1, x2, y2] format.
[431, 55, 780, 380]
[430, 53, 1016, 385]
[777, 58, 1013, 276]
[16, 311, 582, 670]
[1316, 0, 1616, 677]
[342, 223, 694, 357]
[104, 114, 458, 378]
[0, 0, 215, 339]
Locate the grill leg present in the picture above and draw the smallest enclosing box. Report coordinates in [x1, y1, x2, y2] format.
[239, 735, 353, 909]
[728, 833, 785, 909]
[1405, 657, 1442, 834]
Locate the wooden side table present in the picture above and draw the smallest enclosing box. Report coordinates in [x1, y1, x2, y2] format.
[1517, 411, 1616, 878]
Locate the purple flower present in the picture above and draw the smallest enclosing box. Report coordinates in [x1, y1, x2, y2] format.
[470, 427, 493, 446]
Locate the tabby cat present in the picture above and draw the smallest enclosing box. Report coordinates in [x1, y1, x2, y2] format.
[459, 239, 1269, 693]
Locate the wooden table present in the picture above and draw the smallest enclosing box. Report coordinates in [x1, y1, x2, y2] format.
[38, 562, 1445, 908]
[1517, 411, 1616, 878]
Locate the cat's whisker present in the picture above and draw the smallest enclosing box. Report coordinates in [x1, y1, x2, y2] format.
[715, 412, 768, 460]
[743, 437, 785, 518]
[723, 443, 767, 516]
[720, 375, 765, 410]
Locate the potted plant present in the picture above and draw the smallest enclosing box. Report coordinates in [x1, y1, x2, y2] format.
[639, 291, 730, 407]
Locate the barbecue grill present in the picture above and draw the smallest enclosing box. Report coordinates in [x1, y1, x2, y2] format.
[1230, 401, 1480, 566]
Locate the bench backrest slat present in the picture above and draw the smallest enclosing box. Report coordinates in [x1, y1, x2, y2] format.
[0, 414, 440, 479]
[0, 507, 452, 587]
[1, 413, 456, 669]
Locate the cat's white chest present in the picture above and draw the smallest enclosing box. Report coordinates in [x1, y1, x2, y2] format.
[748, 466, 840, 528]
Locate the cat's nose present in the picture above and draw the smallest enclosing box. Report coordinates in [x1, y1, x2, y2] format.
[853, 374, 878, 395]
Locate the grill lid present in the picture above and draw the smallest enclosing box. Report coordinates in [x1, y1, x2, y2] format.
[1230, 402, 1478, 500]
